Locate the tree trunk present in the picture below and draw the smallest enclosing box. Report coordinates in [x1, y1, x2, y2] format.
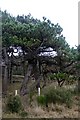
[2, 47, 8, 96]
[9, 52, 14, 83]
[33, 60, 41, 89]
[2, 65, 8, 97]
[42, 74, 46, 88]
[22, 61, 26, 76]
[20, 59, 42, 96]
[20, 64, 33, 95]
[57, 79, 65, 87]
[9, 62, 13, 83]
[7, 65, 10, 81]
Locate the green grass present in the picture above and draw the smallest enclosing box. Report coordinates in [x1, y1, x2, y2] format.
[37, 87, 73, 108]
[37, 95, 47, 106]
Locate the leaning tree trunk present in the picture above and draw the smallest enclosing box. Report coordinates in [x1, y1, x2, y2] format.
[2, 65, 8, 97]
[20, 63, 33, 95]
[2, 47, 8, 96]
[33, 60, 41, 89]
[9, 52, 14, 83]
[20, 59, 42, 96]
[9, 62, 13, 83]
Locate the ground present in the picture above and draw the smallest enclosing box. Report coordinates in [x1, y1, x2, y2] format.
[2, 75, 80, 118]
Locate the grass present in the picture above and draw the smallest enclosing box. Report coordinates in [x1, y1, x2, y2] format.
[42, 87, 73, 108]
[19, 111, 28, 118]
[37, 95, 47, 106]
[2, 76, 79, 118]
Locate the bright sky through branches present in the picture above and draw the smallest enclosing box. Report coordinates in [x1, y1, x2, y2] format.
[0, 0, 79, 48]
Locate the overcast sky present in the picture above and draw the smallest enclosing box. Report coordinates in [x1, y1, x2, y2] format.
[0, 0, 79, 48]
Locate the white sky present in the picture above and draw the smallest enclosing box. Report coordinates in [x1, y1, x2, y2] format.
[0, 0, 79, 48]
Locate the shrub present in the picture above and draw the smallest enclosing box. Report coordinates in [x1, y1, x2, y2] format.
[44, 87, 73, 108]
[49, 72, 68, 86]
[49, 73, 55, 80]
[37, 95, 47, 106]
[68, 85, 79, 96]
[72, 85, 78, 95]
[61, 89, 72, 108]
[19, 111, 28, 117]
[7, 95, 22, 113]
[66, 75, 77, 85]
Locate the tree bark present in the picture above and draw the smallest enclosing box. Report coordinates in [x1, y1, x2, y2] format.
[20, 64, 33, 95]
[2, 65, 8, 97]
[20, 59, 42, 96]
[9, 62, 13, 83]
[9, 52, 14, 83]
[57, 79, 65, 87]
[2, 47, 8, 96]
[33, 60, 41, 89]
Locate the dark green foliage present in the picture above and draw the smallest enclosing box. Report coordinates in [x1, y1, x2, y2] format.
[37, 87, 73, 108]
[7, 95, 22, 113]
[19, 111, 28, 117]
[49, 73, 56, 80]
[49, 73, 68, 86]
[53, 72, 68, 80]
[37, 95, 47, 106]
[49, 73, 68, 81]
[2, 10, 69, 51]
[2, 10, 79, 96]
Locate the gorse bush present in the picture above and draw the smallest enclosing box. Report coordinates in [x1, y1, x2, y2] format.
[37, 87, 73, 108]
[37, 95, 47, 106]
[7, 95, 22, 113]
[60, 89, 73, 108]
[45, 88, 72, 108]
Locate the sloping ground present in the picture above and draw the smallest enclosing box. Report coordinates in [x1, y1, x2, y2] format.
[2, 95, 79, 118]
[20, 87, 79, 118]
[24, 104, 78, 118]
[2, 78, 79, 118]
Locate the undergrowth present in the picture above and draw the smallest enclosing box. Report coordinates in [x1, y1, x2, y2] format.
[37, 87, 73, 108]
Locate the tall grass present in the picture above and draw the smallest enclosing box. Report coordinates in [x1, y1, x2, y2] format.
[37, 87, 73, 108]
